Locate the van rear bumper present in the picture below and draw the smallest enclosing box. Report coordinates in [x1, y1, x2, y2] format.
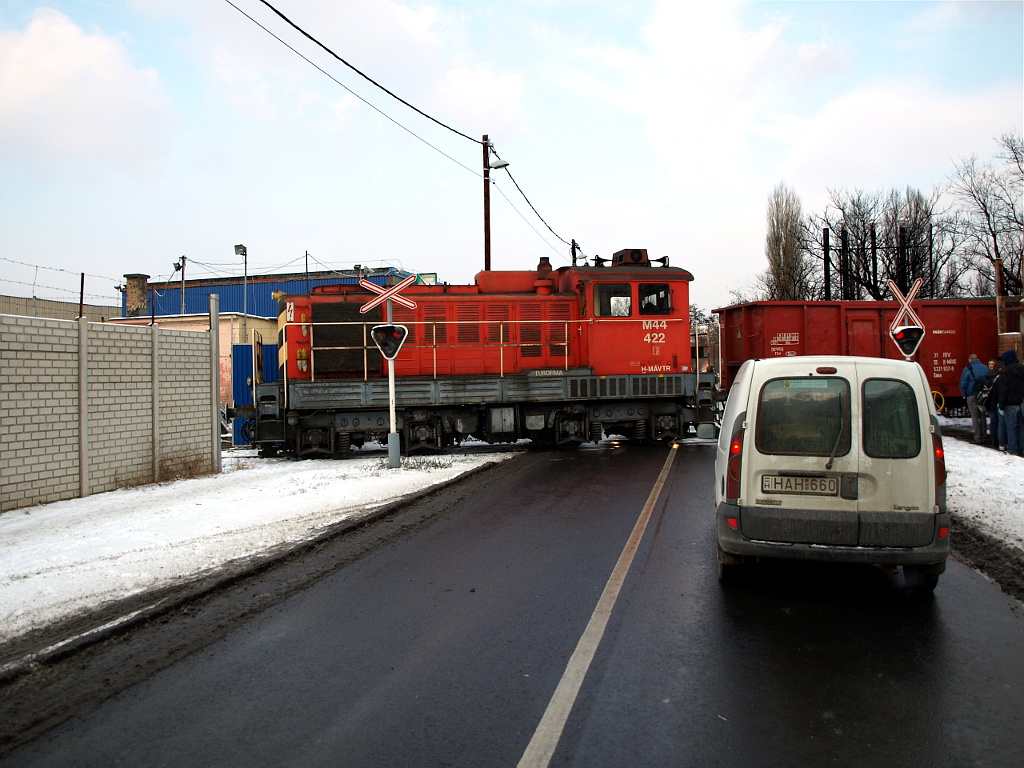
[716, 503, 950, 567]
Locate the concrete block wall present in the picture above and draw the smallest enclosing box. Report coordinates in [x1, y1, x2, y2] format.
[86, 323, 156, 494]
[0, 315, 215, 513]
[158, 331, 215, 479]
[1, 316, 81, 510]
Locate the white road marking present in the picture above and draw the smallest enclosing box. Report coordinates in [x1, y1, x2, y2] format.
[517, 445, 679, 768]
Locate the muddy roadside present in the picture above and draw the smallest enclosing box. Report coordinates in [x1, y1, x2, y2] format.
[941, 422, 1024, 604]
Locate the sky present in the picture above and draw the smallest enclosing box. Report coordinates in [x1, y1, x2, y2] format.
[2, 425, 1021, 651]
[0, 0, 1021, 313]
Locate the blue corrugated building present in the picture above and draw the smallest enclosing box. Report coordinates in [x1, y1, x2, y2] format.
[121, 268, 419, 318]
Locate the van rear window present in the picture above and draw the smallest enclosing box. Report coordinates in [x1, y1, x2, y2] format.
[862, 379, 921, 458]
[755, 378, 850, 456]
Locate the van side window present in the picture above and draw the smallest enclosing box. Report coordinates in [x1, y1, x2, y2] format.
[862, 379, 921, 458]
[594, 283, 632, 317]
[755, 378, 850, 456]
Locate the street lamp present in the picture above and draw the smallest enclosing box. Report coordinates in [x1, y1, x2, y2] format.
[482, 134, 509, 272]
[235, 244, 247, 342]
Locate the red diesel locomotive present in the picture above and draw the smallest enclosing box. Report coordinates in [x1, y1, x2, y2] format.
[246, 248, 718, 456]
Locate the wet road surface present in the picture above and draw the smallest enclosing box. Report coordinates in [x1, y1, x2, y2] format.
[2, 443, 1022, 767]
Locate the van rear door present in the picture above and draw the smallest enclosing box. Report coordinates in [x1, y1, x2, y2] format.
[742, 361, 860, 545]
[853, 360, 935, 546]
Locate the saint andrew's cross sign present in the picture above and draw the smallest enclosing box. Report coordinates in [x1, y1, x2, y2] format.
[358, 275, 418, 314]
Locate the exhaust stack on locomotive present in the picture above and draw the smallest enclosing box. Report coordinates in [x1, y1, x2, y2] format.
[242, 249, 717, 456]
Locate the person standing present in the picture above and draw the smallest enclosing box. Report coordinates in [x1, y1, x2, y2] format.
[959, 353, 990, 444]
[995, 349, 1024, 456]
[984, 359, 1003, 447]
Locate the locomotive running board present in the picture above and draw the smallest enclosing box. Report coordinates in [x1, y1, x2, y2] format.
[286, 371, 701, 410]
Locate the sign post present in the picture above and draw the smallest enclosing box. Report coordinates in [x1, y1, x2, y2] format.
[360, 276, 417, 467]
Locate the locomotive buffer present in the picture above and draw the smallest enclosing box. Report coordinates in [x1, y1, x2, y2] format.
[360, 276, 417, 467]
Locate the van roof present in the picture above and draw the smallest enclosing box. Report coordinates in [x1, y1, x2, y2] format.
[748, 355, 920, 370]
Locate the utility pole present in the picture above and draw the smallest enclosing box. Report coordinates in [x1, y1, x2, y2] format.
[483, 134, 491, 272]
[235, 245, 248, 343]
[172, 256, 187, 314]
[870, 222, 877, 296]
[841, 227, 850, 300]
[823, 228, 831, 301]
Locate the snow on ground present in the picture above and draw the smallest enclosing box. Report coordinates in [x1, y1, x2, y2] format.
[0, 426, 1021, 647]
[0, 451, 513, 645]
[939, 417, 1024, 552]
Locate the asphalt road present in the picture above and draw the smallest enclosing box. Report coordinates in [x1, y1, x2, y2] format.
[2, 442, 1022, 767]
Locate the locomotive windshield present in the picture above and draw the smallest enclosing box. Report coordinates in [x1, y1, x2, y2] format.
[639, 284, 672, 315]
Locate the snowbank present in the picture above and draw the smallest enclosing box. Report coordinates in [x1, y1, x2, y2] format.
[0, 452, 511, 644]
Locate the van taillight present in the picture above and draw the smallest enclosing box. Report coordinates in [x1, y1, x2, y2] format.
[932, 433, 946, 487]
[726, 428, 744, 501]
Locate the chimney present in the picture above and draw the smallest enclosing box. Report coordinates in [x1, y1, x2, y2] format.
[537, 257, 552, 272]
[124, 274, 150, 317]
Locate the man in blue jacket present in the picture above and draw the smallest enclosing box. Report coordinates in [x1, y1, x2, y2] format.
[959, 353, 990, 444]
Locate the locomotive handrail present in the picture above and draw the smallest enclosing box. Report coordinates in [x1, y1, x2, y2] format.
[282, 318, 577, 382]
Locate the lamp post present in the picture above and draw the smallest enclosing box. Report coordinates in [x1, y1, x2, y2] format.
[235, 244, 247, 342]
[171, 256, 186, 314]
[482, 135, 509, 272]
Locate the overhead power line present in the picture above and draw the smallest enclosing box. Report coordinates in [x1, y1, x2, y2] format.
[255, 0, 478, 145]
[490, 148, 571, 247]
[490, 181, 565, 258]
[0, 256, 118, 282]
[222, 0, 479, 177]
[224, 0, 575, 260]
[1, 278, 117, 302]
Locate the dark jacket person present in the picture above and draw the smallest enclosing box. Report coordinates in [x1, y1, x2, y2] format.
[995, 349, 1024, 456]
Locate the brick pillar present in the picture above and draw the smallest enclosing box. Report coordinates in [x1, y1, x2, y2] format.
[123, 274, 150, 317]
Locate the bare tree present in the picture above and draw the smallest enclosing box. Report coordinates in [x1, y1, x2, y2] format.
[804, 187, 966, 300]
[763, 183, 815, 299]
[947, 132, 1024, 296]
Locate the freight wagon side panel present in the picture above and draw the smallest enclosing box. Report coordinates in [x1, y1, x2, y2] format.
[913, 303, 999, 401]
[715, 300, 998, 401]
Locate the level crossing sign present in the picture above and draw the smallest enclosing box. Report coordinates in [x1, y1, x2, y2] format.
[358, 275, 418, 314]
[887, 278, 924, 333]
[358, 275, 418, 469]
[887, 278, 926, 358]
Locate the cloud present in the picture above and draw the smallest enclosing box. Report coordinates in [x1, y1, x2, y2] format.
[433, 62, 525, 139]
[0, 8, 177, 172]
[770, 80, 1023, 203]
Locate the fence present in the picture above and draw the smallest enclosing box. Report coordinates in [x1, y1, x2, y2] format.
[1, 314, 220, 513]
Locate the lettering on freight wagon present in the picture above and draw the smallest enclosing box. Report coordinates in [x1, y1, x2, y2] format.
[932, 350, 957, 374]
[769, 332, 799, 345]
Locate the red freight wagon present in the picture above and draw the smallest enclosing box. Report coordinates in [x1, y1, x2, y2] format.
[714, 300, 999, 406]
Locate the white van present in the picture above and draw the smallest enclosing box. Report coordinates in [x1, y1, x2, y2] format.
[714, 356, 949, 593]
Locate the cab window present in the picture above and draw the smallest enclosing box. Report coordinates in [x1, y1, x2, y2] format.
[594, 283, 632, 317]
[756, 377, 851, 456]
[862, 379, 920, 458]
[639, 284, 671, 315]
